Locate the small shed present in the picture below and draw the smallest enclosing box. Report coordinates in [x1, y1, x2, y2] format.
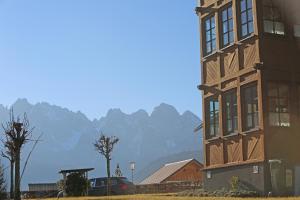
[140, 159, 203, 185]
[59, 168, 94, 196]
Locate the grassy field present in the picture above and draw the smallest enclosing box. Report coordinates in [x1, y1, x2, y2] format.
[43, 194, 300, 200]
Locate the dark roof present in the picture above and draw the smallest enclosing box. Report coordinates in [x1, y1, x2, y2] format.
[139, 159, 203, 185]
[59, 168, 94, 174]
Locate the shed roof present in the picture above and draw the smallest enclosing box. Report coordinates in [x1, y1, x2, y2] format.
[139, 159, 201, 185]
[59, 168, 94, 174]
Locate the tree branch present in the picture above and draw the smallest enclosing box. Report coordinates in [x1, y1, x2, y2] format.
[20, 133, 43, 181]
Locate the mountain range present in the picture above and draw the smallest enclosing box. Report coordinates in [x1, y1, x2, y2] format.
[0, 99, 202, 189]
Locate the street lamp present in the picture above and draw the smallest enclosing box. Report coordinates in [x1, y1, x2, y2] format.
[130, 162, 135, 184]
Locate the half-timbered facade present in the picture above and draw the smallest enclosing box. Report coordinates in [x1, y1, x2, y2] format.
[196, 0, 300, 195]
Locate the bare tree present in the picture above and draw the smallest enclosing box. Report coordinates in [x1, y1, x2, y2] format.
[94, 133, 119, 196]
[1, 138, 15, 199]
[0, 160, 6, 200]
[2, 110, 34, 200]
[21, 133, 43, 181]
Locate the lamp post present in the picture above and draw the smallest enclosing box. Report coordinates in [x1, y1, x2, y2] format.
[130, 162, 135, 184]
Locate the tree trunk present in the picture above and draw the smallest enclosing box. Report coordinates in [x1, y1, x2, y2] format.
[10, 160, 14, 199]
[14, 149, 20, 200]
[106, 158, 110, 196]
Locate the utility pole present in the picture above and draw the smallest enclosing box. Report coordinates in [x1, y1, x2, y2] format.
[130, 162, 135, 184]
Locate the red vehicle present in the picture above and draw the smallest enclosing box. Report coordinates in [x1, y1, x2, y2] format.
[88, 177, 135, 196]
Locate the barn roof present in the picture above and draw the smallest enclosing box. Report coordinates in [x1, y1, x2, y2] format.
[139, 159, 201, 185]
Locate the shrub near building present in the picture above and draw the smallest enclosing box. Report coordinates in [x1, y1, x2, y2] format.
[65, 172, 90, 197]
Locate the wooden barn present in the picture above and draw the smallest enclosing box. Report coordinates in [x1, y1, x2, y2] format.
[196, 0, 300, 196]
[140, 159, 203, 185]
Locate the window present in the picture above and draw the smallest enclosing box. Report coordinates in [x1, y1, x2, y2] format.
[224, 91, 238, 134]
[286, 169, 293, 188]
[111, 179, 118, 185]
[95, 179, 105, 187]
[240, 0, 254, 38]
[263, 0, 285, 35]
[294, 25, 300, 37]
[207, 171, 212, 179]
[204, 16, 216, 55]
[253, 165, 259, 174]
[206, 97, 219, 138]
[221, 6, 234, 47]
[242, 84, 259, 131]
[268, 83, 290, 127]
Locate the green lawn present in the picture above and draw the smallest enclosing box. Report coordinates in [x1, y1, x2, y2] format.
[43, 194, 300, 200]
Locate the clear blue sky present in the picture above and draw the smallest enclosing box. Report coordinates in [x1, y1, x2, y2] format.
[0, 0, 202, 120]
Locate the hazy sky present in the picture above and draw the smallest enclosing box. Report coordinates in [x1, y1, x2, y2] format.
[0, 0, 201, 120]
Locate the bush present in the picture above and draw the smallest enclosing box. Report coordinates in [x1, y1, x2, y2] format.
[230, 176, 239, 192]
[65, 172, 90, 197]
[228, 189, 259, 197]
[177, 188, 259, 197]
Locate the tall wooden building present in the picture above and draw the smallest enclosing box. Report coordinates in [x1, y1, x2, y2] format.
[196, 0, 300, 195]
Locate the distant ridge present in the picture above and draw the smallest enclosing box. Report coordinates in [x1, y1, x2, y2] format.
[0, 99, 202, 189]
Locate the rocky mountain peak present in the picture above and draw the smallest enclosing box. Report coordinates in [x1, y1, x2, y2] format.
[151, 103, 180, 118]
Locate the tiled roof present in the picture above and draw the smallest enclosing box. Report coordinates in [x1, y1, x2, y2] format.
[140, 159, 196, 185]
